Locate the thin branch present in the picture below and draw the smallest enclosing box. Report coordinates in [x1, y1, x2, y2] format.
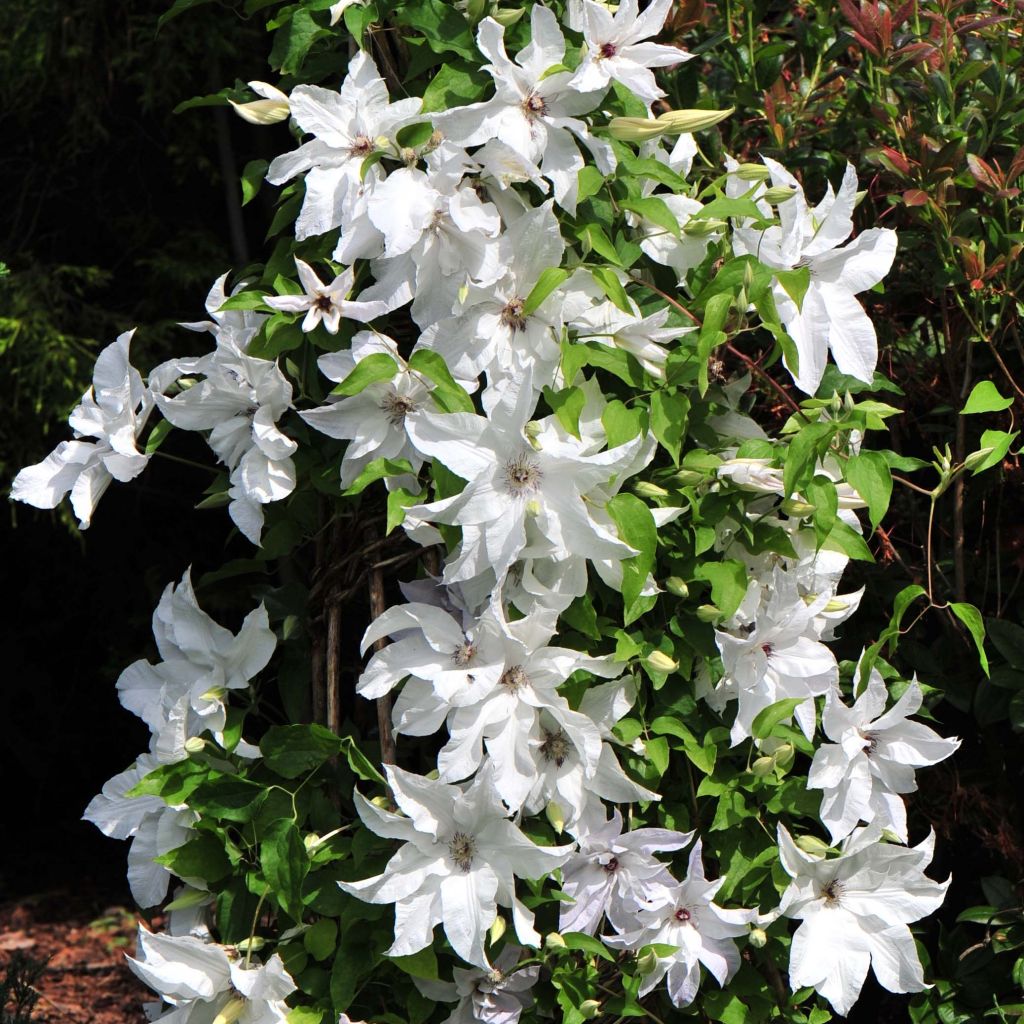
[366, 526, 397, 766]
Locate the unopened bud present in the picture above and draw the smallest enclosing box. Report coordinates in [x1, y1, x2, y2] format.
[781, 498, 815, 517]
[668, 469, 705, 486]
[370, 795, 390, 808]
[545, 800, 566, 834]
[748, 927, 768, 949]
[212, 997, 247, 1024]
[964, 446, 995, 471]
[772, 743, 795, 768]
[489, 914, 507, 945]
[645, 650, 679, 673]
[664, 577, 689, 599]
[608, 107, 734, 142]
[374, 135, 391, 150]
[524, 420, 543, 450]
[633, 480, 669, 499]
[794, 835, 831, 857]
[695, 604, 721, 622]
[184, 736, 206, 755]
[762, 185, 798, 204]
[635, 948, 660, 975]
[236, 936, 265, 954]
[732, 163, 770, 182]
[230, 98, 290, 124]
[579, 1000, 601, 1019]
[545, 932, 567, 951]
[682, 218, 727, 237]
[822, 597, 850, 613]
[751, 756, 776, 776]
[491, 6, 526, 25]
[304, 833, 322, 852]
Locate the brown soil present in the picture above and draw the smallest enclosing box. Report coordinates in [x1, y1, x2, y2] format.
[0, 890, 150, 1024]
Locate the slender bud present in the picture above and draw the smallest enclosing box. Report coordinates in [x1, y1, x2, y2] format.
[762, 185, 798, 204]
[668, 468, 705, 486]
[304, 833, 322, 852]
[664, 577, 689, 598]
[545, 932, 567, 951]
[579, 1000, 601, 1019]
[772, 743, 795, 769]
[964, 446, 995, 471]
[236, 936, 265, 954]
[732, 163, 770, 181]
[695, 604, 721, 622]
[489, 914, 507, 945]
[682, 218, 727, 237]
[370, 795, 390, 808]
[545, 800, 566, 835]
[751, 756, 776, 776]
[492, 6, 526, 25]
[608, 107, 734, 141]
[795, 835, 831, 857]
[633, 480, 669, 499]
[781, 498, 815, 517]
[607, 117, 668, 142]
[229, 99, 290, 125]
[645, 650, 679, 673]
[748, 927, 768, 949]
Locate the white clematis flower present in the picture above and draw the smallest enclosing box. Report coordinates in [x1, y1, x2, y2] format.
[406, 372, 648, 586]
[127, 927, 296, 1024]
[559, 810, 692, 935]
[153, 324, 297, 546]
[300, 331, 431, 490]
[83, 757, 196, 908]
[339, 764, 574, 968]
[264, 258, 396, 333]
[713, 568, 838, 744]
[116, 569, 275, 762]
[436, 6, 615, 213]
[808, 660, 960, 843]
[266, 51, 422, 241]
[730, 158, 898, 394]
[567, 0, 690, 104]
[604, 840, 755, 1007]
[777, 824, 950, 1016]
[12, 330, 153, 528]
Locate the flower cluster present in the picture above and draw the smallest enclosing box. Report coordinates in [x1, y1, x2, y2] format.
[13, 2, 964, 1022]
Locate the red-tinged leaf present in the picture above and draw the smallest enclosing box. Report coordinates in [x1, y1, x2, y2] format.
[1007, 146, 1024, 183]
[967, 153, 1003, 192]
[880, 145, 913, 176]
[902, 189, 929, 206]
[995, 187, 1021, 200]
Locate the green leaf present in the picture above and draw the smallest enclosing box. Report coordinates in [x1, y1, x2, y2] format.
[390, 946, 440, 980]
[343, 457, 416, 496]
[158, 0, 214, 28]
[157, 830, 231, 882]
[241, 159, 269, 207]
[618, 155, 688, 192]
[950, 602, 990, 676]
[845, 451, 892, 530]
[339, 736, 387, 785]
[396, 122, 434, 149]
[331, 353, 397, 397]
[805, 474, 838, 547]
[649, 390, 689, 464]
[697, 292, 731, 395]
[260, 724, 342, 779]
[694, 560, 748, 619]
[269, 9, 327, 75]
[304, 918, 339, 961]
[751, 697, 807, 739]
[601, 400, 645, 448]
[543, 385, 586, 439]
[397, 0, 477, 59]
[188, 776, 265, 822]
[219, 290, 271, 311]
[261, 819, 309, 921]
[783, 421, 836, 497]
[987, 618, 1024, 670]
[386, 487, 423, 535]
[145, 418, 174, 455]
[822, 518, 874, 561]
[590, 267, 632, 315]
[408, 349, 475, 413]
[579, 223, 622, 266]
[962, 380, 1014, 415]
[607, 493, 657, 622]
[774, 266, 811, 310]
[523, 267, 569, 316]
[969, 429, 1018, 475]
[619, 197, 680, 239]
[577, 166, 605, 203]
[421, 62, 490, 113]
[561, 932, 616, 962]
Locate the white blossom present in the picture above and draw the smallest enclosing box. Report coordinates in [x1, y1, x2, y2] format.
[778, 824, 949, 1015]
[12, 331, 153, 527]
[339, 764, 574, 968]
[808, 661, 960, 842]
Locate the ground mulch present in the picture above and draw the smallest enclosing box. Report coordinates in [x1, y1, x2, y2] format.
[0, 890, 150, 1024]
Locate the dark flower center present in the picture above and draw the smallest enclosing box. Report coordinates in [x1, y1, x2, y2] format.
[599, 42, 618, 59]
[500, 297, 528, 332]
[448, 831, 477, 871]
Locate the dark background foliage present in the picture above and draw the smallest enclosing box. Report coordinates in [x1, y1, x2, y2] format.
[2, 0, 1023, 1019]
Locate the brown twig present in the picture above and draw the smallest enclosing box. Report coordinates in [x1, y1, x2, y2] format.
[365, 525, 397, 766]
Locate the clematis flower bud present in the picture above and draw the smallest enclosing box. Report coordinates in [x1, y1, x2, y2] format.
[696, 604, 721, 622]
[751, 756, 776, 776]
[229, 82, 290, 125]
[762, 185, 799, 204]
[645, 650, 679, 673]
[489, 915, 507, 945]
[184, 736, 206, 755]
[580, 1000, 601, 1019]
[664, 577, 689, 598]
[212, 997, 247, 1024]
[748, 927, 768, 949]
[683, 218, 728, 237]
[608, 107, 734, 142]
[794, 834, 831, 856]
[545, 932, 567, 951]
[545, 800, 566, 834]
[733, 163, 771, 181]
[633, 480, 669, 498]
